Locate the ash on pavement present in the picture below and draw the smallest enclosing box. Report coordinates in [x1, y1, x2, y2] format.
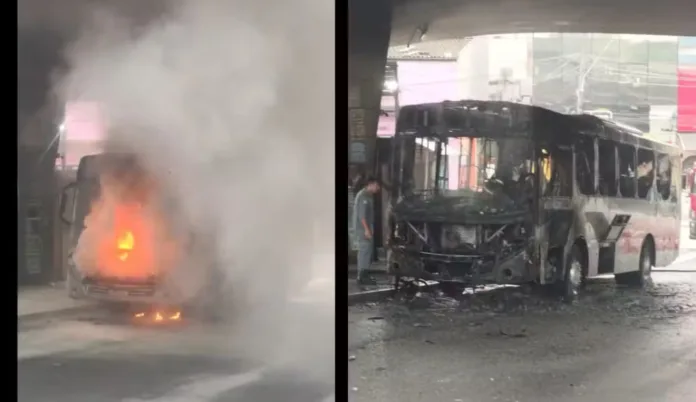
[348, 271, 696, 402]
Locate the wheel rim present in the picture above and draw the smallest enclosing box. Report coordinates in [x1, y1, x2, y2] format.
[568, 258, 583, 296]
[641, 250, 652, 283]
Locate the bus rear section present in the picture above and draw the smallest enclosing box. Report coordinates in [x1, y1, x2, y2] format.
[60, 153, 223, 314]
[548, 117, 681, 292]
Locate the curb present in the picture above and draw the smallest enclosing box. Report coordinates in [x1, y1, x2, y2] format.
[347, 267, 389, 275]
[348, 287, 395, 306]
[347, 280, 440, 306]
[18, 304, 101, 326]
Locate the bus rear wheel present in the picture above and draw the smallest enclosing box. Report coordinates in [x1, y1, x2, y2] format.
[615, 240, 653, 288]
[555, 244, 584, 303]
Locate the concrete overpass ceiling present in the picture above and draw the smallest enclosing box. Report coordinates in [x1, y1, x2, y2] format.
[18, 0, 172, 39]
[387, 38, 471, 61]
[391, 0, 696, 47]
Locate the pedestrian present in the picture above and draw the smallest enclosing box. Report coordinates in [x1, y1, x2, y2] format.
[352, 176, 380, 285]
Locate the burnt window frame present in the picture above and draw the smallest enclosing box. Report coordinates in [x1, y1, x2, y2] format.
[655, 153, 672, 202]
[540, 142, 573, 198]
[597, 138, 619, 197]
[617, 142, 637, 199]
[573, 136, 596, 196]
[636, 147, 656, 200]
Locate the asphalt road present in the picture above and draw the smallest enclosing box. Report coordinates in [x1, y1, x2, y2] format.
[348, 252, 696, 402]
[18, 303, 335, 402]
[18, 201, 695, 402]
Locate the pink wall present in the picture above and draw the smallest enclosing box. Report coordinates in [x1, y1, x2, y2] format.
[397, 61, 460, 106]
[378, 61, 459, 137]
[377, 95, 396, 137]
[62, 102, 107, 166]
[678, 68, 696, 132]
[64, 102, 107, 141]
[377, 114, 396, 137]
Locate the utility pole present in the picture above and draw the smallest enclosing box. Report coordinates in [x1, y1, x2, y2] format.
[490, 67, 518, 101]
[575, 37, 616, 114]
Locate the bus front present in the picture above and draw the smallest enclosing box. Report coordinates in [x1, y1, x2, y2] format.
[387, 101, 538, 287]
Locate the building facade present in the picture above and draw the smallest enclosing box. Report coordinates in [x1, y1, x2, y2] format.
[382, 34, 696, 167]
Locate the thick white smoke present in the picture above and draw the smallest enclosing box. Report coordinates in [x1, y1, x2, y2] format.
[58, 0, 334, 383]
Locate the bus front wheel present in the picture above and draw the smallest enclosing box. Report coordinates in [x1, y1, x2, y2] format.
[615, 239, 653, 288]
[554, 244, 585, 303]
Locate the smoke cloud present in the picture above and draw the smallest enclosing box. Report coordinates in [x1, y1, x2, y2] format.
[58, 0, 334, 385]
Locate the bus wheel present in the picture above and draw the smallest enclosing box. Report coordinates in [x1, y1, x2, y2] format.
[556, 244, 584, 303]
[615, 240, 653, 288]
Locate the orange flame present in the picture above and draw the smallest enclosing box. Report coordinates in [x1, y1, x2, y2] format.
[117, 231, 134, 261]
[73, 157, 184, 280]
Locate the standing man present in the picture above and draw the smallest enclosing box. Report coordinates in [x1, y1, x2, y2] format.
[353, 176, 380, 285]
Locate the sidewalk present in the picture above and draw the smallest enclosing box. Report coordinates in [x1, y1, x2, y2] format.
[18, 282, 96, 322]
[347, 262, 394, 305]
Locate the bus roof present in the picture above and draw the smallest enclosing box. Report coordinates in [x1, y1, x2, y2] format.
[76, 153, 141, 181]
[396, 100, 681, 156]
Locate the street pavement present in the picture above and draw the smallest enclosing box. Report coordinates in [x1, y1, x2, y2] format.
[18, 257, 335, 402]
[18, 303, 335, 402]
[347, 201, 696, 401]
[17, 199, 695, 401]
[348, 256, 696, 402]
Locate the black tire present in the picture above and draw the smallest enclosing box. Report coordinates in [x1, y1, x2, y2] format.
[615, 240, 653, 288]
[555, 244, 585, 303]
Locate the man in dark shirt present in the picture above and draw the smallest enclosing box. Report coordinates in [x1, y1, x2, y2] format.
[352, 177, 381, 285]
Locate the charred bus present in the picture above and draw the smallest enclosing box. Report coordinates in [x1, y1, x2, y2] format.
[388, 100, 681, 300]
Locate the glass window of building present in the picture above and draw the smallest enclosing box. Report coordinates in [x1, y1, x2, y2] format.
[647, 37, 678, 107]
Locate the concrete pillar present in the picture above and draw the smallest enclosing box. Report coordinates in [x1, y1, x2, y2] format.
[18, 30, 64, 148]
[348, 0, 393, 180]
[18, 30, 64, 285]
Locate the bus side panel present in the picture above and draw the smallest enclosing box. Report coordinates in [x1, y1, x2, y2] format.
[575, 197, 607, 278]
[611, 197, 662, 274]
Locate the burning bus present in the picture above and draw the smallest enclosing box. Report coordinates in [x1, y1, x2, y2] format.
[60, 153, 224, 319]
[388, 100, 681, 301]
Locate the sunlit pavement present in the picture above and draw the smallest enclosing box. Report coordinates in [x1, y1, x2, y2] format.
[680, 195, 696, 254]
